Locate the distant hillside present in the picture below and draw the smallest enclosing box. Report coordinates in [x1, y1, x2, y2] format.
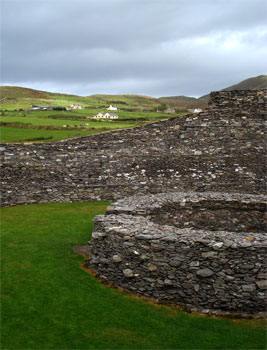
[88, 94, 160, 110]
[199, 75, 267, 99]
[1, 75, 266, 110]
[158, 95, 207, 109]
[159, 75, 267, 108]
[0, 87, 162, 111]
[222, 75, 267, 91]
[0, 86, 53, 100]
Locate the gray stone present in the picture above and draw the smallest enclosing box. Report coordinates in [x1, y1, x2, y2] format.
[242, 284, 256, 292]
[123, 269, 134, 278]
[213, 242, 223, 249]
[147, 264, 157, 272]
[140, 254, 149, 260]
[92, 231, 107, 239]
[194, 284, 200, 292]
[201, 251, 217, 258]
[112, 255, 122, 263]
[196, 268, 214, 277]
[164, 278, 173, 286]
[256, 280, 267, 290]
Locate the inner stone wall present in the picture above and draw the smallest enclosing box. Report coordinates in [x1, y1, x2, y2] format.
[88, 192, 267, 314]
[0, 89, 266, 207]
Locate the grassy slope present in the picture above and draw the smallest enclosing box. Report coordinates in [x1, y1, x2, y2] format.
[0, 126, 102, 142]
[223, 75, 267, 91]
[159, 95, 208, 109]
[0, 116, 136, 128]
[0, 87, 162, 111]
[159, 75, 267, 106]
[0, 107, 179, 143]
[1, 202, 266, 350]
[199, 75, 267, 100]
[1, 75, 266, 111]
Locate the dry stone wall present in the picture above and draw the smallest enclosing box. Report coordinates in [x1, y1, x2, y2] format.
[0, 90, 266, 207]
[88, 192, 267, 314]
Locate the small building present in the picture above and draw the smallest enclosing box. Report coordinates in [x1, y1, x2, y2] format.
[107, 112, 119, 119]
[107, 104, 118, 111]
[93, 112, 118, 119]
[193, 108, 203, 113]
[69, 104, 83, 110]
[164, 108, 176, 114]
[30, 105, 56, 111]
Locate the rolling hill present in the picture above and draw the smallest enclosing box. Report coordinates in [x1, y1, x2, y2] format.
[159, 75, 267, 108]
[1, 75, 266, 111]
[222, 75, 267, 91]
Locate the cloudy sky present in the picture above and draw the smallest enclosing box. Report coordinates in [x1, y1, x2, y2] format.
[1, 0, 266, 97]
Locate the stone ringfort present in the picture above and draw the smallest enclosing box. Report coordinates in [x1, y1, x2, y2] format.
[1, 89, 266, 315]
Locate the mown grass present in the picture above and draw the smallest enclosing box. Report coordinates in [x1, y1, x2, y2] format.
[0, 126, 104, 143]
[1, 202, 266, 349]
[0, 110, 176, 142]
[0, 116, 137, 128]
[0, 120, 139, 142]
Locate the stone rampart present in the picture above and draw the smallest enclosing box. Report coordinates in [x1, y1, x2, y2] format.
[88, 192, 267, 314]
[0, 89, 266, 207]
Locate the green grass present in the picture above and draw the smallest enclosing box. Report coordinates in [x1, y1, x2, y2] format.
[1, 202, 266, 349]
[0, 86, 192, 112]
[0, 109, 181, 142]
[0, 115, 137, 128]
[0, 126, 114, 143]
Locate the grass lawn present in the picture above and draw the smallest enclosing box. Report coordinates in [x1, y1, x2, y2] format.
[1, 202, 266, 349]
[0, 121, 137, 142]
[0, 116, 137, 129]
[0, 126, 106, 143]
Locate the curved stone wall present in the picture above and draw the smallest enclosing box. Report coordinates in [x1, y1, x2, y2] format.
[1, 90, 266, 207]
[88, 192, 267, 314]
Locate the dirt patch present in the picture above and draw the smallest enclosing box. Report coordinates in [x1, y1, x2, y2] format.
[73, 245, 91, 257]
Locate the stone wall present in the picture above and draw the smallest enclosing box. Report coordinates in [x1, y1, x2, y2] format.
[0, 89, 266, 207]
[87, 192, 267, 314]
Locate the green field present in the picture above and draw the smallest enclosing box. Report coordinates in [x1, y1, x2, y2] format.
[0, 86, 189, 142]
[0, 86, 191, 112]
[0, 126, 114, 143]
[1, 202, 266, 349]
[0, 109, 181, 142]
[0, 86, 164, 111]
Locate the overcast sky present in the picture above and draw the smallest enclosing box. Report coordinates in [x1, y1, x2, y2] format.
[1, 0, 266, 97]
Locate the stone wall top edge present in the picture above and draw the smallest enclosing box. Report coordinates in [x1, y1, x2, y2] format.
[108, 191, 267, 210]
[210, 89, 267, 93]
[93, 214, 267, 244]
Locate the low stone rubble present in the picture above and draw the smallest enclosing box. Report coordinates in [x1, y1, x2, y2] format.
[87, 192, 267, 314]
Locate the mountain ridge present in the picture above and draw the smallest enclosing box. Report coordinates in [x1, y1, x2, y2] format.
[1, 75, 266, 110]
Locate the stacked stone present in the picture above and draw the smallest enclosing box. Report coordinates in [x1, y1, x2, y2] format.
[88, 192, 267, 314]
[0, 89, 266, 207]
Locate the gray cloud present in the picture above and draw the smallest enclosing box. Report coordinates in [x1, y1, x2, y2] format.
[1, 0, 267, 97]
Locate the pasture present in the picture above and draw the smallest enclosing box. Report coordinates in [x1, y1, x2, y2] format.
[1, 202, 266, 349]
[0, 109, 182, 143]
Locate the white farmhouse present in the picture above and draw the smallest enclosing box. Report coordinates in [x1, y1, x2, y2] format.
[93, 112, 118, 119]
[107, 105, 118, 111]
[193, 108, 203, 113]
[69, 104, 83, 110]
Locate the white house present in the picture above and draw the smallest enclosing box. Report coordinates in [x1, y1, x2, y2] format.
[107, 105, 118, 111]
[69, 104, 83, 110]
[193, 108, 203, 113]
[93, 112, 118, 119]
[164, 108, 176, 114]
